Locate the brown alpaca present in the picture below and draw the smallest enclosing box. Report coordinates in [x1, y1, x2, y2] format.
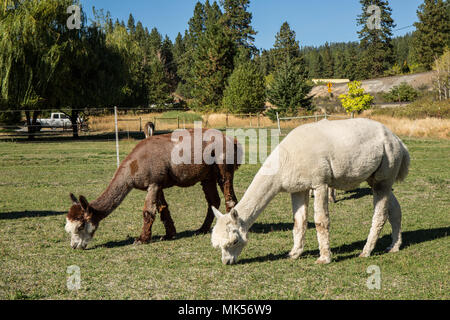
[144, 121, 155, 138]
[65, 129, 241, 249]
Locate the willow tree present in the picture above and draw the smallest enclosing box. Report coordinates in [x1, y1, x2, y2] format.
[0, 0, 75, 137]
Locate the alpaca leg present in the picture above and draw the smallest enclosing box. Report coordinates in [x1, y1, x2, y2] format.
[313, 185, 332, 264]
[289, 191, 309, 259]
[196, 179, 221, 234]
[360, 185, 390, 257]
[218, 170, 238, 212]
[328, 187, 336, 203]
[386, 192, 402, 253]
[157, 190, 176, 241]
[135, 186, 158, 244]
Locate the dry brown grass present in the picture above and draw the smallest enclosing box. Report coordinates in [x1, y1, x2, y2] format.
[363, 113, 450, 140]
[88, 112, 450, 140]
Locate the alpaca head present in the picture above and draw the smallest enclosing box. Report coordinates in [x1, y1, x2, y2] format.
[211, 206, 247, 265]
[65, 193, 97, 249]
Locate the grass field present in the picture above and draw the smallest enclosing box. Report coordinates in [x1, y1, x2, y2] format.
[0, 132, 449, 299]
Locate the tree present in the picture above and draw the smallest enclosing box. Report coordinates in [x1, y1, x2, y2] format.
[191, 22, 236, 110]
[357, 0, 396, 78]
[222, 61, 265, 114]
[322, 43, 334, 78]
[433, 48, 450, 100]
[220, 0, 257, 53]
[272, 22, 301, 69]
[339, 81, 374, 114]
[127, 13, 136, 35]
[266, 58, 313, 121]
[413, 0, 450, 69]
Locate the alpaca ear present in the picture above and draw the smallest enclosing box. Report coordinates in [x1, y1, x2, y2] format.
[211, 206, 224, 219]
[230, 208, 239, 223]
[70, 193, 79, 205]
[79, 195, 89, 212]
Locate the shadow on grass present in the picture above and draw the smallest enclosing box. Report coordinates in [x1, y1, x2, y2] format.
[0, 210, 65, 220]
[336, 187, 372, 202]
[92, 229, 199, 249]
[239, 226, 450, 264]
[249, 222, 315, 234]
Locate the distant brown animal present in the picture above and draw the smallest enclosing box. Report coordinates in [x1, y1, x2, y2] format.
[65, 129, 241, 249]
[144, 121, 155, 138]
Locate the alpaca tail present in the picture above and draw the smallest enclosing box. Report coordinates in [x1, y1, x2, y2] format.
[396, 140, 410, 183]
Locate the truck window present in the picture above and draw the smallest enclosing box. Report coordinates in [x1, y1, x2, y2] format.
[53, 114, 60, 119]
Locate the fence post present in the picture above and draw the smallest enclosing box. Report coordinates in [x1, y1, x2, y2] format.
[139, 117, 142, 132]
[114, 106, 120, 168]
[276, 112, 281, 134]
[226, 112, 229, 128]
[257, 113, 260, 128]
[177, 116, 180, 129]
[324, 111, 327, 120]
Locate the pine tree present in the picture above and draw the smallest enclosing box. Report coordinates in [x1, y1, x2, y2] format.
[127, 13, 136, 35]
[413, 0, 450, 69]
[191, 22, 235, 110]
[222, 61, 265, 113]
[322, 42, 334, 78]
[273, 22, 302, 69]
[357, 0, 396, 78]
[220, 0, 257, 53]
[266, 58, 313, 121]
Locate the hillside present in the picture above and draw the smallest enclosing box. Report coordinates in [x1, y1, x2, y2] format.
[311, 71, 435, 97]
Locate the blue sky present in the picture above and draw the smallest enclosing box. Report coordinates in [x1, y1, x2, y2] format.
[80, 0, 423, 49]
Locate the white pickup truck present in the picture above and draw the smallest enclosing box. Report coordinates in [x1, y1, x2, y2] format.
[37, 113, 73, 129]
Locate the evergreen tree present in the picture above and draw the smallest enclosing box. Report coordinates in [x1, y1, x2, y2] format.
[222, 61, 265, 113]
[191, 22, 235, 110]
[321, 42, 334, 78]
[413, 0, 450, 69]
[357, 0, 396, 78]
[220, 0, 257, 53]
[273, 22, 302, 69]
[127, 13, 136, 35]
[266, 58, 313, 121]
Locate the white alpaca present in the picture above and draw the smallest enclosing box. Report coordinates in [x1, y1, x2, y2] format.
[211, 118, 410, 265]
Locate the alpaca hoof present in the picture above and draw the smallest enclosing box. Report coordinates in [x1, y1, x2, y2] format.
[385, 246, 400, 253]
[359, 252, 370, 258]
[315, 257, 332, 264]
[134, 238, 150, 245]
[288, 250, 302, 259]
[195, 228, 210, 235]
[160, 234, 175, 241]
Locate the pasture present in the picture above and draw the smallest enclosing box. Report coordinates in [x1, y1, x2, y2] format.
[0, 133, 449, 300]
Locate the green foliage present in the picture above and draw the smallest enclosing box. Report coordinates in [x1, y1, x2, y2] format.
[383, 82, 420, 102]
[414, 0, 450, 69]
[339, 81, 374, 113]
[356, 0, 396, 78]
[266, 59, 313, 121]
[191, 22, 236, 111]
[371, 96, 450, 119]
[222, 61, 266, 114]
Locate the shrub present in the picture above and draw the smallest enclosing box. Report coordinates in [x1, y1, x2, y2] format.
[339, 81, 374, 114]
[222, 62, 266, 114]
[371, 96, 450, 119]
[383, 82, 420, 102]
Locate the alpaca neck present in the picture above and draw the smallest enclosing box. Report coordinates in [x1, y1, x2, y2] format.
[235, 169, 281, 230]
[89, 168, 132, 224]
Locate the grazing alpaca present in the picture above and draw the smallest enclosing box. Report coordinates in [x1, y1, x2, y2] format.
[211, 119, 410, 265]
[65, 129, 241, 249]
[144, 121, 155, 138]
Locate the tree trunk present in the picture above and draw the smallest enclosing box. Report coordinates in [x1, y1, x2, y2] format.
[25, 111, 40, 140]
[71, 110, 79, 139]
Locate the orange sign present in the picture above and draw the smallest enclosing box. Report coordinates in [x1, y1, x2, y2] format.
[327, 82, 332, 88]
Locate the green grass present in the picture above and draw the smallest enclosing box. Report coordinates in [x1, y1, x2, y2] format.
[0, 135, 449, 300]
